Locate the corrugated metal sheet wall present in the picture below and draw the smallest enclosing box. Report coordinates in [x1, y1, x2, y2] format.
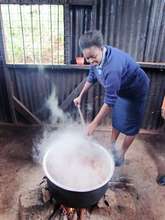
[69, 4, 93, 63]
[95, 0, 165, 62]
[0, 0, 164, 63]
[143, 68, 165, 129]
[0, 64, 12, 122]
[6, 65, 165, 130]
[8, 65, 88, 121]
[0, 0, 164, 130]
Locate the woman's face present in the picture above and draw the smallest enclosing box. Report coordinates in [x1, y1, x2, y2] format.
[82, 46, 103, 65]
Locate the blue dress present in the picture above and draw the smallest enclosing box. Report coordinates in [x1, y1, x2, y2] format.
[87, 46, 150, 135]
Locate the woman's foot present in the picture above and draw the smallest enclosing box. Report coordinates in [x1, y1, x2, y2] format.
[156, 175, 165, 186]
[155, 158, 165, 186]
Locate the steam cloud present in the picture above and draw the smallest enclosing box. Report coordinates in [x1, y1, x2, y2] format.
[33, 86, 77, 163]
[46, 88, 67, 124]
[32, 87, 114, 189]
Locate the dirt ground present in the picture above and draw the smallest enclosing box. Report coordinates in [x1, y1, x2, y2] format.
[0, 124, 165, 220]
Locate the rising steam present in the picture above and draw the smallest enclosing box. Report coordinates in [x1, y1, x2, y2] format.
[32, 86, 114, 188]
[33, 86, 76, 163]
[46, 88, 67, 124]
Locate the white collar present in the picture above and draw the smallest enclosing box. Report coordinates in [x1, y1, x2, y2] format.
[98, 46, 107, 68]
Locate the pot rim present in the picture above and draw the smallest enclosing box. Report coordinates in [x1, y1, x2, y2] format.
[43, 143, 115, 192]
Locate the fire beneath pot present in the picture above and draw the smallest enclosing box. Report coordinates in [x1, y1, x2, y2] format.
[19, 176, 138, 220]
[50, 205, 89, 220]
[39, 177, 107, 220]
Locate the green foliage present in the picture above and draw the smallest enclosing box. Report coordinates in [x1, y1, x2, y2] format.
[1, 4, 64, 64]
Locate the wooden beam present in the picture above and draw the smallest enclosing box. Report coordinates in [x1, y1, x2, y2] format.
[0, 0, 66, 4]
[60, 78, 86, 111]
[64, 2, 70, 64]
[13, 96, 42, 125]
[0, 0, 95, 5]
[0, 10, 17, 123]
[69, 0, 95, 6]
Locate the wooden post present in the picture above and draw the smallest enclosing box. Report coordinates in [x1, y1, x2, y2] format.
[0, 8, 17, 123]
[60, 78, 86, 111]
[13, 96, 42, 125]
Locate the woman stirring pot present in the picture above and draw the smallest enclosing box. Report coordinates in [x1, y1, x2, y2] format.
[74, 30, 150, 167]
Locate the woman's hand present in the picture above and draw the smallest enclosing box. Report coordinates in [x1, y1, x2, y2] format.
[86, 121, 98, 136]
[74, 96, 81, 107]
[86, 103, 111, 136]
[73, 81, 92, 108]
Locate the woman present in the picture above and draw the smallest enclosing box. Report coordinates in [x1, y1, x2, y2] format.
[156, 97, 165, 185]
[74, 30, 150, 166]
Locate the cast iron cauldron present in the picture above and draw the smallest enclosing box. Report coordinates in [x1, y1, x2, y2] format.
[43, 142, 114, 208]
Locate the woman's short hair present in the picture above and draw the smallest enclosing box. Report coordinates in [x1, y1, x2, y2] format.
[79, 30, 104, 50]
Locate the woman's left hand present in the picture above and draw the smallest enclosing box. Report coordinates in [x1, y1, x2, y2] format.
[86, 121, 98, 136]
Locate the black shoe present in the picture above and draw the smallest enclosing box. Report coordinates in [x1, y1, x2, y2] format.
[156, 175, 165, 186]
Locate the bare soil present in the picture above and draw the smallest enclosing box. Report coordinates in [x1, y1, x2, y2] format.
[0, 125, 165, 220]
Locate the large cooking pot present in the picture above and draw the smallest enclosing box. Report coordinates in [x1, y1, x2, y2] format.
[43, 142, 114, 208]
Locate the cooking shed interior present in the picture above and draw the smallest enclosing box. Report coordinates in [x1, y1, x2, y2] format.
[0, 0, 165, 219]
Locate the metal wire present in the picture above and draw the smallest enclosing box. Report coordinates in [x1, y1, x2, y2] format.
[38, 4, 42, 64]
[19, 4, 26, 63]
[1, 3, 64, 64]
[50, 4, 53, 64]
[7, 4, 15, 64]
[57, 4, 59, 64]
[30, 5, 35, 63]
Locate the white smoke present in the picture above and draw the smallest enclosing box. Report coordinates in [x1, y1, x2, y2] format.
[33, 86, 75, 163]
[32, 86, 114, 189]
[46, 88, 67, 124]
[35, 124, 113, 190]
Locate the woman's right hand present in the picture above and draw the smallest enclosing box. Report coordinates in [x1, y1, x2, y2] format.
[73, 96, 81, 107]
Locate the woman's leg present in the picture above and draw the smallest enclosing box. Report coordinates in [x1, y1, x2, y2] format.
[112, 134, 136, 167]
[110, 127, 123, 166]
[111, 127, 120, 144]
[121, 135, 136, 155]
